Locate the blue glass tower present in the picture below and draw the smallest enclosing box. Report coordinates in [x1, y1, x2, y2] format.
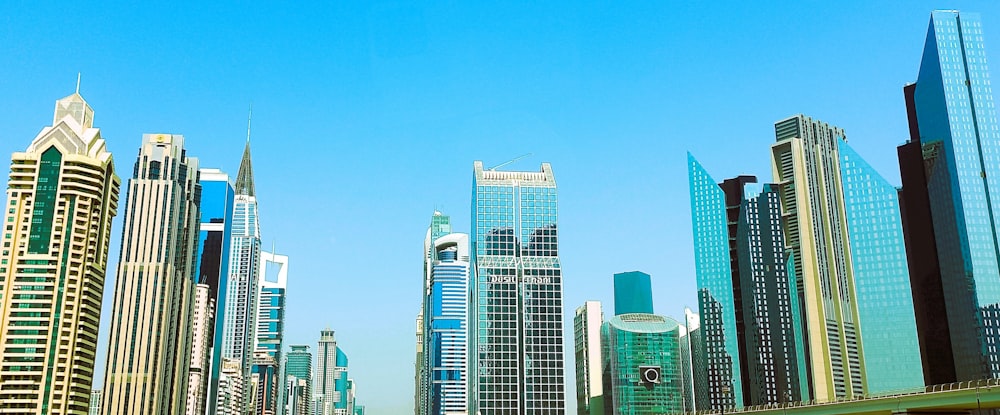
[687, 153, 742, 409]
[840, 141, 924, 393]
[199, 168, 236, 415]
[613, 271, 653, 315]
[904, 10, 1000, 381]
[425, 233, 470, 415]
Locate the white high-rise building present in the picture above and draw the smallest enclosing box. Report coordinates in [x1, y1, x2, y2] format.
[187, 284, 215, 415]
[255, 250, 289, 414]
[0, 88, 121, 414]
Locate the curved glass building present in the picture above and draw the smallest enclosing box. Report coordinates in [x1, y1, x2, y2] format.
[603, 313, 683, 415]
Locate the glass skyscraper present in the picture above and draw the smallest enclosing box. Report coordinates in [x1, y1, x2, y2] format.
[770, 115, 866, 400]
[417, 212, 454, 415]
[602, 314, 684, 415]
[425, 232, 470, 415]
[0, 90, 120, 414]
[199, 168, 236, 415]
[899, 10, 1000, 382]
[612, 272, 653, 315]
[256, 250, 288, 415]
[687, 154, 742, 409]
[839, 140, 923, 393]
[470, 161, 565, 414]
[285, 345, 312, 415]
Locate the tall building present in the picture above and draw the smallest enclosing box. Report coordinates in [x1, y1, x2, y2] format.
[612, 272, 653, 315]
[0, 89, 120, 414]
[217, 358, 245, 415]
[770, 115, 866, 400]
[285, 345, 312, 415]
[424, 231, 470, 415]
[221, 139, 263, 411]
[252, 352, 280, 415]
[574, 301, 603, 415]
[90, 390, 102, 415]
[316, 329, 349, 415]
[839, 141, 923, 393]
[898, 9, 1000, 383]
[186, 284, 215, 415]
[102, 133, 200, 414]
[470, 161, 566, 414]
[687, 154, 743, 409]
[417, 212, 452, 415]
[602, 314, 684, 415]
[726, 179, 807, 404]
[684, 309, 709, 411]
[256, 250, 289, 414]
[198, 168, 236, 415]
[285, 376, 309, 415]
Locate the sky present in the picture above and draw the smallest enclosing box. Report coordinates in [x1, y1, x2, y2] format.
[2, 1, 999, 413]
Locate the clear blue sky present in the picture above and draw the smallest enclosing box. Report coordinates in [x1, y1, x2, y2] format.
[2, 2, 998, 413]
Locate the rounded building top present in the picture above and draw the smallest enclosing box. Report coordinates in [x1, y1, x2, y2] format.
[607, 313, 680, 334]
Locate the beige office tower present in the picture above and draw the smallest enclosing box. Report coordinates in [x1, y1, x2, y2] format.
[0, 89, 120, 415]
[186, 283, 214, 415]
[101, 134, 201, 414]
[217, 358, 245, 415]
[770, 115, 866, 401]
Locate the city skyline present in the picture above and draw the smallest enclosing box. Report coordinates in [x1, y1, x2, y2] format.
[2, 3, 999, 413]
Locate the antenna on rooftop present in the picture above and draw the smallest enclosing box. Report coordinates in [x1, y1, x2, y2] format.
[488, 153, 533, 171]
[246, 103, 253, 143]
[75, 73, 81, 94]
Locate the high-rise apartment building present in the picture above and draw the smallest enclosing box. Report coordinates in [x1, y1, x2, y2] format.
[256, 250, 288, 414]
[102, 133, 201, 414]
[470, 161, 565, 414]
[770, 115, 865, 400]
[574, 301, 603, 415]
[898, 10, 1000, 383]
[839, 141, 923, 393]
[186, 283, 215, 415]
[285, 345, 312, 415]
[217, 358, 245, 415]
[612, 272, 653, 315]
[222, 140, 263, 411]
[424, 232, 470, 415]
[602, 314, 684, 414]
[0, 89, 120, 414]
[198, 167, 236, 415]
[687, 154, 743, 409]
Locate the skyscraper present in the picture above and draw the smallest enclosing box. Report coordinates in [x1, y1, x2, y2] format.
[574, 301, 603, 415]
[414, 311, 425, 415]
[256, 250, 288, 414]
[898, 10, 1000, 383]
[839, 140, 923, 393]
[470, 161, 565, 414]
[316, 329, 349, 415]
[770, 115, 865, 400]
[187, 283, 216, 415]
[612, 272, 653, 315]
[0, 89, 120, 414]
[424, 232, 470, 415]
[102, 133, 201, 414]
[687, 154, 743, 409]
[602, 314, 684, 414]
[285, 345, 312, 415]
[251, 351, 280, 415]
[199, 167, 236, 415]
[417, 211, 452, 415]
[222, 139, 263, 412]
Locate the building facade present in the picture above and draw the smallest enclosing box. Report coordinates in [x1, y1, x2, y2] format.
[217, 358, 244, 415]
[574, 301, 604, 415]
[603, 314, 684, 415]
[612, 272, 653, 315]
[252, 352, 280, 415]
[417, 211, 453, 415]
[90, 390, 102, 415]
[221, 140, 263, 412]
[285, 345, 312, 415]
[316, 329, 349, 415]
[256, 250, 288, 414]
[197, 167, 235, 415]
[186, 283, 215, 415]
[470, 161, 566, 414]
[839, 141, 924, 393]
[770, 115, 866, 400]
[899, 9, 1000, 382]
[101, 133, 201, 414]
[0, 90, 120, 414]
[425, 232, 470, 415]
[688, 154, 743, 409]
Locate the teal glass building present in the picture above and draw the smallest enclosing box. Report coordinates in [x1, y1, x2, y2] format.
[285, 345, 312, 415]
[470, 161, 565, 414]
[613, 271, 653, 315]
[687, 153, 742, 409]
[840, 141, 924, 393]
[905, 10, 1000, 380]
[602, 314, 683, 415]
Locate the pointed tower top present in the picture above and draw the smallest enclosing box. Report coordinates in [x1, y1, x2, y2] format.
[235, 140, 255, 196]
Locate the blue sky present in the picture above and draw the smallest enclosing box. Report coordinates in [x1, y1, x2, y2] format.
[2, 2, 999, 413]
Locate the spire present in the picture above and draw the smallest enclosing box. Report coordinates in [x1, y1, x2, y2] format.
[75, 73, 81, 94]
[235, 105, 255, 196]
